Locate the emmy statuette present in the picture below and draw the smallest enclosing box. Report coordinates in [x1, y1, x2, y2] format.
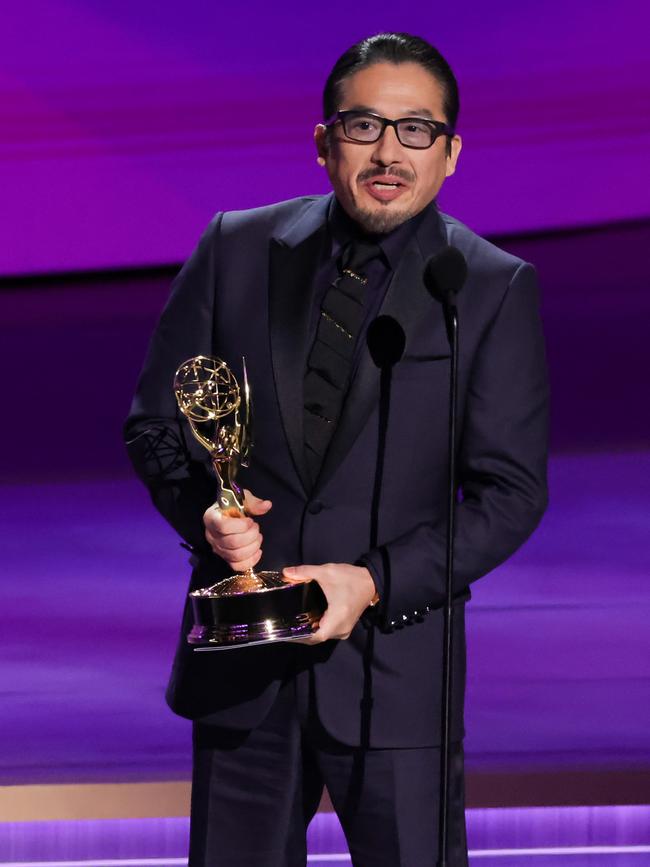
[173, 356, 325, 649]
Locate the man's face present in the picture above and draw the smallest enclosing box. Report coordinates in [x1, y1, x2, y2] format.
[315, 62, 462, 234]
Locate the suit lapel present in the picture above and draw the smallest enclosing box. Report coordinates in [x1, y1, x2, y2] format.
[314, 208, 449, 493]
[268, 197, 331, 494]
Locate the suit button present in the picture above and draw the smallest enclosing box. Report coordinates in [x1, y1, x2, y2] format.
[307, 500, 323, 515]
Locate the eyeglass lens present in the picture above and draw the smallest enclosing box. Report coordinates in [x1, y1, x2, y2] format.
[342, 113, 438, 148]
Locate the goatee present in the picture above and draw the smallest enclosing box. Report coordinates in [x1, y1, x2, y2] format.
[350, 203, 417, 235]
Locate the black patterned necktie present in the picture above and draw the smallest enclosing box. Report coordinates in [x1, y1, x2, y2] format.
[303, 239, 382, 483]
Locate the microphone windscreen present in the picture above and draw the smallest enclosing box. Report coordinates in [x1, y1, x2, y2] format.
[423, 246, 468, 305]
[367, 315, 406, 369]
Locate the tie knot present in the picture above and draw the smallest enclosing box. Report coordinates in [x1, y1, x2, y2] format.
[340, 239, 382, 276]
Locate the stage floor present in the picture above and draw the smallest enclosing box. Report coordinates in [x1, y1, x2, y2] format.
[2, 807, 650, 866]
[2, 451, 648, 798]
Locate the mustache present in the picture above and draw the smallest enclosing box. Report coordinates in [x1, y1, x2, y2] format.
[357, 167, 415, 184]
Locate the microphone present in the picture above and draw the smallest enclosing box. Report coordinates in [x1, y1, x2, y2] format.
[367, 314, 406, 370]
[423, 245, 467, 308]
[366, 315, 406, 555]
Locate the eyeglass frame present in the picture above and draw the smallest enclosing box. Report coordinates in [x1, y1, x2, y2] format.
[324, 110, 455, 150]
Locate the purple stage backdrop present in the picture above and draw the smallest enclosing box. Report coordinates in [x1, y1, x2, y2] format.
[2, 0, 649, 275]
[1, 5, 649, 854]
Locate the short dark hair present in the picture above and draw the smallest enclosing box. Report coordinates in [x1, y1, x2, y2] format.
[323, 32, 459, 133]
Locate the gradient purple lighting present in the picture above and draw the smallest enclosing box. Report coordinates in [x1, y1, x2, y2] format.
[1, 6, 649, 864]
[2, 0, 649, 274]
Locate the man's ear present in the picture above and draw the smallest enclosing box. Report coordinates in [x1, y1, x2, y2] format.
[314, 123, 329, 166]
[445, 134, 462, 178]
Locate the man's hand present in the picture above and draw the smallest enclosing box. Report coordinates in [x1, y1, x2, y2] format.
[283, 563, 377, 643]
[203, 489, 272, 571]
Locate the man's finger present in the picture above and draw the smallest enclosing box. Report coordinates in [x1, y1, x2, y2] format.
[205, 509, 254, 537]
[230, 550, 263, 573]
[292, 610, 335, 644]
[210, 538, 263, 564]
[224, 545, 261, 564]
[213, 528, 262, 552]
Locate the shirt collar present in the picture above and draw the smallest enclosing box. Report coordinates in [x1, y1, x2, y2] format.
[328, 197, 439, 269]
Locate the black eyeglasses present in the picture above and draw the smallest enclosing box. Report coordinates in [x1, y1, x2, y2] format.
[325, 110, 454, 150]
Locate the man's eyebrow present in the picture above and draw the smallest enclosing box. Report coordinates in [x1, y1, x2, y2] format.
[343, 104, 436, 119]
[405, 108, 434, 119]
[343, 104, 378, 114]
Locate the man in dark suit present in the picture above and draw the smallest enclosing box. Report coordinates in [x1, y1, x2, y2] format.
[125, 32, 548, 867]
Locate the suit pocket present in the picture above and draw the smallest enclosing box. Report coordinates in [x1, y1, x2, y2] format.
[393, 354, 450, 382]
[400, 352, 450, 362]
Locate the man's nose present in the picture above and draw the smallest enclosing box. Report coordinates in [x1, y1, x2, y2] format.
[370, 124, 404, 164]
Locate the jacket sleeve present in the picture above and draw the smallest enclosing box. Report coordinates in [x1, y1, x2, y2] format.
[361, 262, 550, 629]
[123, 214, 224, 552]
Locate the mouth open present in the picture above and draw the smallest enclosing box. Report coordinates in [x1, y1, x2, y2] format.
[363, 175, 408, 203]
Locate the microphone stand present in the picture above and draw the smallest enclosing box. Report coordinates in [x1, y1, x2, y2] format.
[422, 245, 467, 866]
[346, 316, 404, 817]
[438, 302, 459, 867]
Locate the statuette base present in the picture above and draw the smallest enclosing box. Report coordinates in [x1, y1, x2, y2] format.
[188, 571, 326, 649]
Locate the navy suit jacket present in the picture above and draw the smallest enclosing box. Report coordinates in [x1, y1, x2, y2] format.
[125, 194, 549, 748]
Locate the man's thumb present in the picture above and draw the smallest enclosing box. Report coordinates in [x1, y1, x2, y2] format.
[283, 565, 313, 583]
[243, 489, 272, 516]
